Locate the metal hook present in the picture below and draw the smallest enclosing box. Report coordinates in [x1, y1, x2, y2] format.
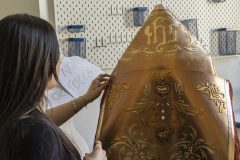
[102, 37, 107, 47]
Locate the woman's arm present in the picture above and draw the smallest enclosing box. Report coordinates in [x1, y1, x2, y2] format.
[46, 95, 89, 126]
[47, 74, 110, 126]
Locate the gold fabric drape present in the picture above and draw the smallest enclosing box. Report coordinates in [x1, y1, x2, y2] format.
[96, 5, 235, 160]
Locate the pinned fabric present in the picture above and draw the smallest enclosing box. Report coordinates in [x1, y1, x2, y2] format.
[96, 4, 238, 160]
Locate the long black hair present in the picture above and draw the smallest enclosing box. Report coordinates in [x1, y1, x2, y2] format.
[0, 14, 81, 159]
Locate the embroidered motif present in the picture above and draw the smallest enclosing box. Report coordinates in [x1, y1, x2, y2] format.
[127, 45, 182, 57]
[108, 125, 158, 160]
[156, 127, 174, 144]
[170, 126, 214, 160]
[126, 13, 183, 57]
[124, 73, 203, 117]
[106, 83, 130, 109]
[184, 36, 200, 52]
[154, 79, 170, 98]
[141, 117, 159, 127]
[124, 97, 156, 113]
[123, 73, 204, 145]
[144, 19, 177, 46]
[169, 113, 185, 129]
[196, 82, 226, 113]
[123, 82, 155, 113]
[172, 100, 204, 116]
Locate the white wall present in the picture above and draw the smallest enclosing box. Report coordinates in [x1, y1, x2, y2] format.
[39, 0, 55, 27]
[0, 0, 55, 28]
[0, 0, 39, 19]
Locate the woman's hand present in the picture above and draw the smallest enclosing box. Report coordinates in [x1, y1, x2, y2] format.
[83, 141, 107, 160]
[83, 74, 110, 103]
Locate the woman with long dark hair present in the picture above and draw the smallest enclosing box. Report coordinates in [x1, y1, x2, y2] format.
[0, 14, 108, 160]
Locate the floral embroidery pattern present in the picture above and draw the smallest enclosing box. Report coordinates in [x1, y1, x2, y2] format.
[106, 83, 130, 109]
[108, 125, 158, 160]
[124, 73, 203, 117]
[172, 100, 204, 116]
[123, 73, 203, 145]
[196, 83, 226, 113]
[170, 126, 214, 160]
[155, 127, 174, 144]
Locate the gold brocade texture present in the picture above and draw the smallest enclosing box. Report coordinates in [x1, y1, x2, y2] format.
[96, 5, 235, 160]
[196, 83, 226, 113]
